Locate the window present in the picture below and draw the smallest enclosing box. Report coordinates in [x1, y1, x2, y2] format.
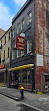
[27, 39, 32, 53]
[21, 18, 25, 30]
[27, 11, 32, 25]
[4, 50, 5, 60]
[1, 40, 2, 48]
[5, 36, 6, 44]
[9, 32, 10, 40]
[13, 29, 15, 38]
[17, 50, 20, 58]
[12, 50, 15, 60]
[8, 48, 10, 58]
[21, 51, 24, 56]
[17, 23, 20, 34]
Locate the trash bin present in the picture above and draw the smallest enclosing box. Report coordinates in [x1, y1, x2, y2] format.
[20, 86, 24, 99]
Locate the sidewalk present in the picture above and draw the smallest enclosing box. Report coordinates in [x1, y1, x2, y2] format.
[0, 87, 49, 111]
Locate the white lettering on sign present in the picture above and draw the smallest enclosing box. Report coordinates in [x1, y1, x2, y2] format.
[37, 54, 43, 66]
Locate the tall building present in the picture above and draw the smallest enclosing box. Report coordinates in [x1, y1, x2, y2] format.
[10, 0, 49, 92]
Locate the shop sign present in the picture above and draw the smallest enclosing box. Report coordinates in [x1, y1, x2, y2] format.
[37, 54, 43, 66]
[16, 35, 25, 50]
[0, 65, 4, 69]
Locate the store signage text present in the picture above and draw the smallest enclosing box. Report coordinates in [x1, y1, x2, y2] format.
[16, 35, 25, 50]
[0, 65, 4, 69]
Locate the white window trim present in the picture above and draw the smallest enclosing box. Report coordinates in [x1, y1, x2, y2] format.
[21, 51, 24, 56]
[12, 50, 15, 60]
[27, 40, 32, 54]
[17, 50, 20, 58]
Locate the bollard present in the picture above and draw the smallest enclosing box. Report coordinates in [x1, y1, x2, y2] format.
[20, 86, 24, 99]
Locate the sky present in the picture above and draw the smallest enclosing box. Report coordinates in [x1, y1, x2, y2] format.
[0, 0, 27, 31]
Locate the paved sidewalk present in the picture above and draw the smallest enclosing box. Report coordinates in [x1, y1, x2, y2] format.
[0, 87, 49, 111]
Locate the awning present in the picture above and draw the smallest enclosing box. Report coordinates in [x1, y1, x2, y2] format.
[8, 64, 34, 71]
[42, 73, 49, 76]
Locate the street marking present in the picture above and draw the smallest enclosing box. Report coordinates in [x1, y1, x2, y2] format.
[38, 97, 49, 101]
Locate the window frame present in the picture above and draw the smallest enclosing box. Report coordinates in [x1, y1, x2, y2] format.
[27, 11, 32, 25]
[27, 39, 32, 54]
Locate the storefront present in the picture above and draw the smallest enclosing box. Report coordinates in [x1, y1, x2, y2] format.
[18, 69, 33, 91]
[0, 65, 5, 86]
[9, 64, 34, 91]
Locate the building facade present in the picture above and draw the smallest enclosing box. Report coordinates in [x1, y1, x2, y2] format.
[0, 29, 6, 64]
[10, 0, 49, 92]
[10, 0, 35, 91]
[0, 26, 12, 87]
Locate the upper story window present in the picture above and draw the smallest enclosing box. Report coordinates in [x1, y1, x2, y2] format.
[4, 50, 5, 60]
[17, 50, 21, 58]
[12, 49, 15, 60]
[17, 23, 20, 34]
[9, 32, 10, 40]
[27, 39, 32, 53]
[1, 40, 2, 48]
[13, 29, 15, 39]
[27, 11, 32, 25]
[5, 36, 6, 44]
[21, 51, 24, 56]
[8, 48, 10, 58]
[21, 18, 25, 30]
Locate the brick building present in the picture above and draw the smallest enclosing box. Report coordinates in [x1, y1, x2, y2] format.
[35, 0, 49, 92]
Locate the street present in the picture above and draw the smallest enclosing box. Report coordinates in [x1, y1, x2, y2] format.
[0, 94, 20, 111]
[0, 94, 39, 111]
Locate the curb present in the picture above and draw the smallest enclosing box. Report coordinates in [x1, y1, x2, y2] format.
[0, 92, 19, 101]
[0, 91, 44, 111]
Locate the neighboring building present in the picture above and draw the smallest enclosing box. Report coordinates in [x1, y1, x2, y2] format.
[0, 29, 6, 64]
[0, 28, 6, 38]
[0, 26, 12, 86]
[10, 0, 49, 92]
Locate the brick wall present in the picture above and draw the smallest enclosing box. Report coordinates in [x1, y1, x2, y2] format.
[35, 0, 49, 91]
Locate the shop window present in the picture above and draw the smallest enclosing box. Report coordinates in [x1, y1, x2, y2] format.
[45, 76, 49, 82]
[19, 69, 32, 84]
[17, 50, 21, 58]
[27, 11, 32, 25]
[22, 70, 27, 83]
[27, 39, 32, 53]
[21, 18, 25, 30]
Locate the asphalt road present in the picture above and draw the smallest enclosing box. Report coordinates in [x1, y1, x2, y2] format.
[0, 94, 20, 111]
[0, 94, 41, 111]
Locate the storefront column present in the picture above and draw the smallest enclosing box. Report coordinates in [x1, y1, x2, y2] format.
[7, 71, 10, 88]
[32, 68, 35, 91]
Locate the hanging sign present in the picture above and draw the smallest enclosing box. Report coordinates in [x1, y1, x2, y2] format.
[16, 35, 25, 50]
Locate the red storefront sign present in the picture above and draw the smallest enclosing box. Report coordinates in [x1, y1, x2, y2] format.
[16, 35, 25, 50]
[0, 65, 4, 69]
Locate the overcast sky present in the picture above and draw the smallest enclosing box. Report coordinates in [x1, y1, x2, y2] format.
[0, 0, 27, 31]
